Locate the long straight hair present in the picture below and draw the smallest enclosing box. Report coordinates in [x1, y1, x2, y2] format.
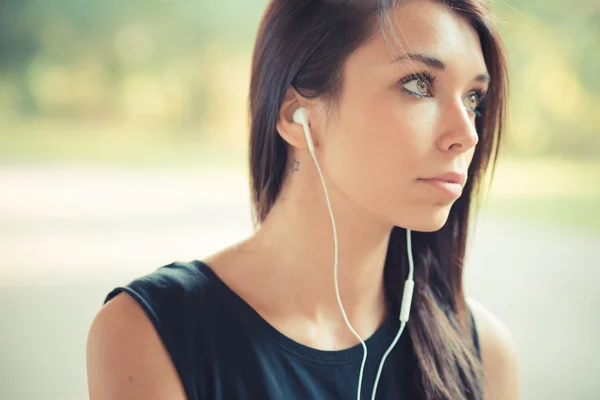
[248, 1, 509, 399]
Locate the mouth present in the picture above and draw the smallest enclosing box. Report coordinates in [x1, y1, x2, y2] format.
[421, 171, 467, 186]
[418, 178, 463, 198]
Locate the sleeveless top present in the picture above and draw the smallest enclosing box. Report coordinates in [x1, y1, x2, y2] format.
[104, 260, 481, 400]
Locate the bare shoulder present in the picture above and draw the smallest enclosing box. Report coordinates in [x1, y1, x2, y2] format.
[467, 298, 520, 400]
[86, 292, 187, 400]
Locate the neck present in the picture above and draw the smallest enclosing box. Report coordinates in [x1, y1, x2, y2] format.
[241, 168, 394, 337]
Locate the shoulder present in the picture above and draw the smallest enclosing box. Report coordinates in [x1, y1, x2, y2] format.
[87, 260, 217, 400]
[467, 298, 520, 400]
[103, 260, 217, 322]
[86, 290, 187, 399]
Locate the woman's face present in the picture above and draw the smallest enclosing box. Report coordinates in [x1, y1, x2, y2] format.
[313, 0, 490, 232]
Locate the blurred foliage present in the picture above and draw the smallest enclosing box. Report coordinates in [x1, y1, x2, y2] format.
[494, 0, 600, 158]
[0, 0, 598, 159]
[0, 0, 267, 150]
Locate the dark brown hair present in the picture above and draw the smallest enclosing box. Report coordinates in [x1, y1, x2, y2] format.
[248, 1, 508, 399]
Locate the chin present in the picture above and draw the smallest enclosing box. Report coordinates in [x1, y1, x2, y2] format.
[411, 221, 447, 233]
[394, 207, 452, 233]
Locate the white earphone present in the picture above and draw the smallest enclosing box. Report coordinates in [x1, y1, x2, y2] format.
[293, 107, 314, 154]
[293, 106, 415, 400]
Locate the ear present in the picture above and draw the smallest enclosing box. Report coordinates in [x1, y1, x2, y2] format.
[276, 87, 314, 150]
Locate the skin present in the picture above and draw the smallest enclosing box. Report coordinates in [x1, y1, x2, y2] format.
[86, 1, 519, 399]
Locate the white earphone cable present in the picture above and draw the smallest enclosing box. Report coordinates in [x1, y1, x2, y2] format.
[370, 230, 414, 399]
[296, 109, 414, 400]
[300, 117, 368, 400]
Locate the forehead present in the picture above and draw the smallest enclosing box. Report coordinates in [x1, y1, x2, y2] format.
[349, 0, 487, 73]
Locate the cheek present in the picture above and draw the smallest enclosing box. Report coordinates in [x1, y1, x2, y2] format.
[340, 94, 436, 174]
[320, 96, 437, 208]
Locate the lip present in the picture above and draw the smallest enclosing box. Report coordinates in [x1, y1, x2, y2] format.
[419, 179, 463, 197]
[424, 171, 467, 186]
[418, 171, 467, 198]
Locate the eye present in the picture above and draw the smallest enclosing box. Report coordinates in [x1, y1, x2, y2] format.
[463, 90, 486, 114]
[400, 72, 435, 98]
[404, 78, 430, 96]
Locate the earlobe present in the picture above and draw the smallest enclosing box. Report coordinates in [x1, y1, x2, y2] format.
[276, 113, 306, 149]
[293, 107, 316, 155]
[276, 88, 313, 150]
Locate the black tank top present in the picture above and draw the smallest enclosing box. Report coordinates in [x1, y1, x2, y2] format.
[104, 261, 481, 400]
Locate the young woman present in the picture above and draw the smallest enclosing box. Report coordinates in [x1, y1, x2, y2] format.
[87, 0, 519, 399]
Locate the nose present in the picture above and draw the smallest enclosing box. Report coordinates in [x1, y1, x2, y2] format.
[437, 97, 479, 153]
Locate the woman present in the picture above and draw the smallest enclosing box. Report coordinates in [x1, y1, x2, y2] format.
[87, 0, 519, 399]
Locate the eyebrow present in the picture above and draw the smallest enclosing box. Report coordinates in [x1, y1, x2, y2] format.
[392, 52, 491, 83]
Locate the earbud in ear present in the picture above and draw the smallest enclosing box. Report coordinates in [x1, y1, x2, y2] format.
[292, 107, 315, 154]
[293, 107, 308, 125]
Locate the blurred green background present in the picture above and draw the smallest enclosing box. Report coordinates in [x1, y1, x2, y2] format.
[0, 1, 599, 399]
[1, 0, 599, 231]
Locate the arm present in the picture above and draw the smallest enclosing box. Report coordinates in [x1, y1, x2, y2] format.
[467, 298, 520, 400]
[86, 292, 187, 400]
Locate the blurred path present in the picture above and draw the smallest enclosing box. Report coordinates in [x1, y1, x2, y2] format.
[0, 165, 598, 399]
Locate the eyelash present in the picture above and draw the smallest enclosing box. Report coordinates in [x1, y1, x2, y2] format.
[399, 71, 436, 98]
[469, 89, 486, 117]
[399, 71, 487, 117]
